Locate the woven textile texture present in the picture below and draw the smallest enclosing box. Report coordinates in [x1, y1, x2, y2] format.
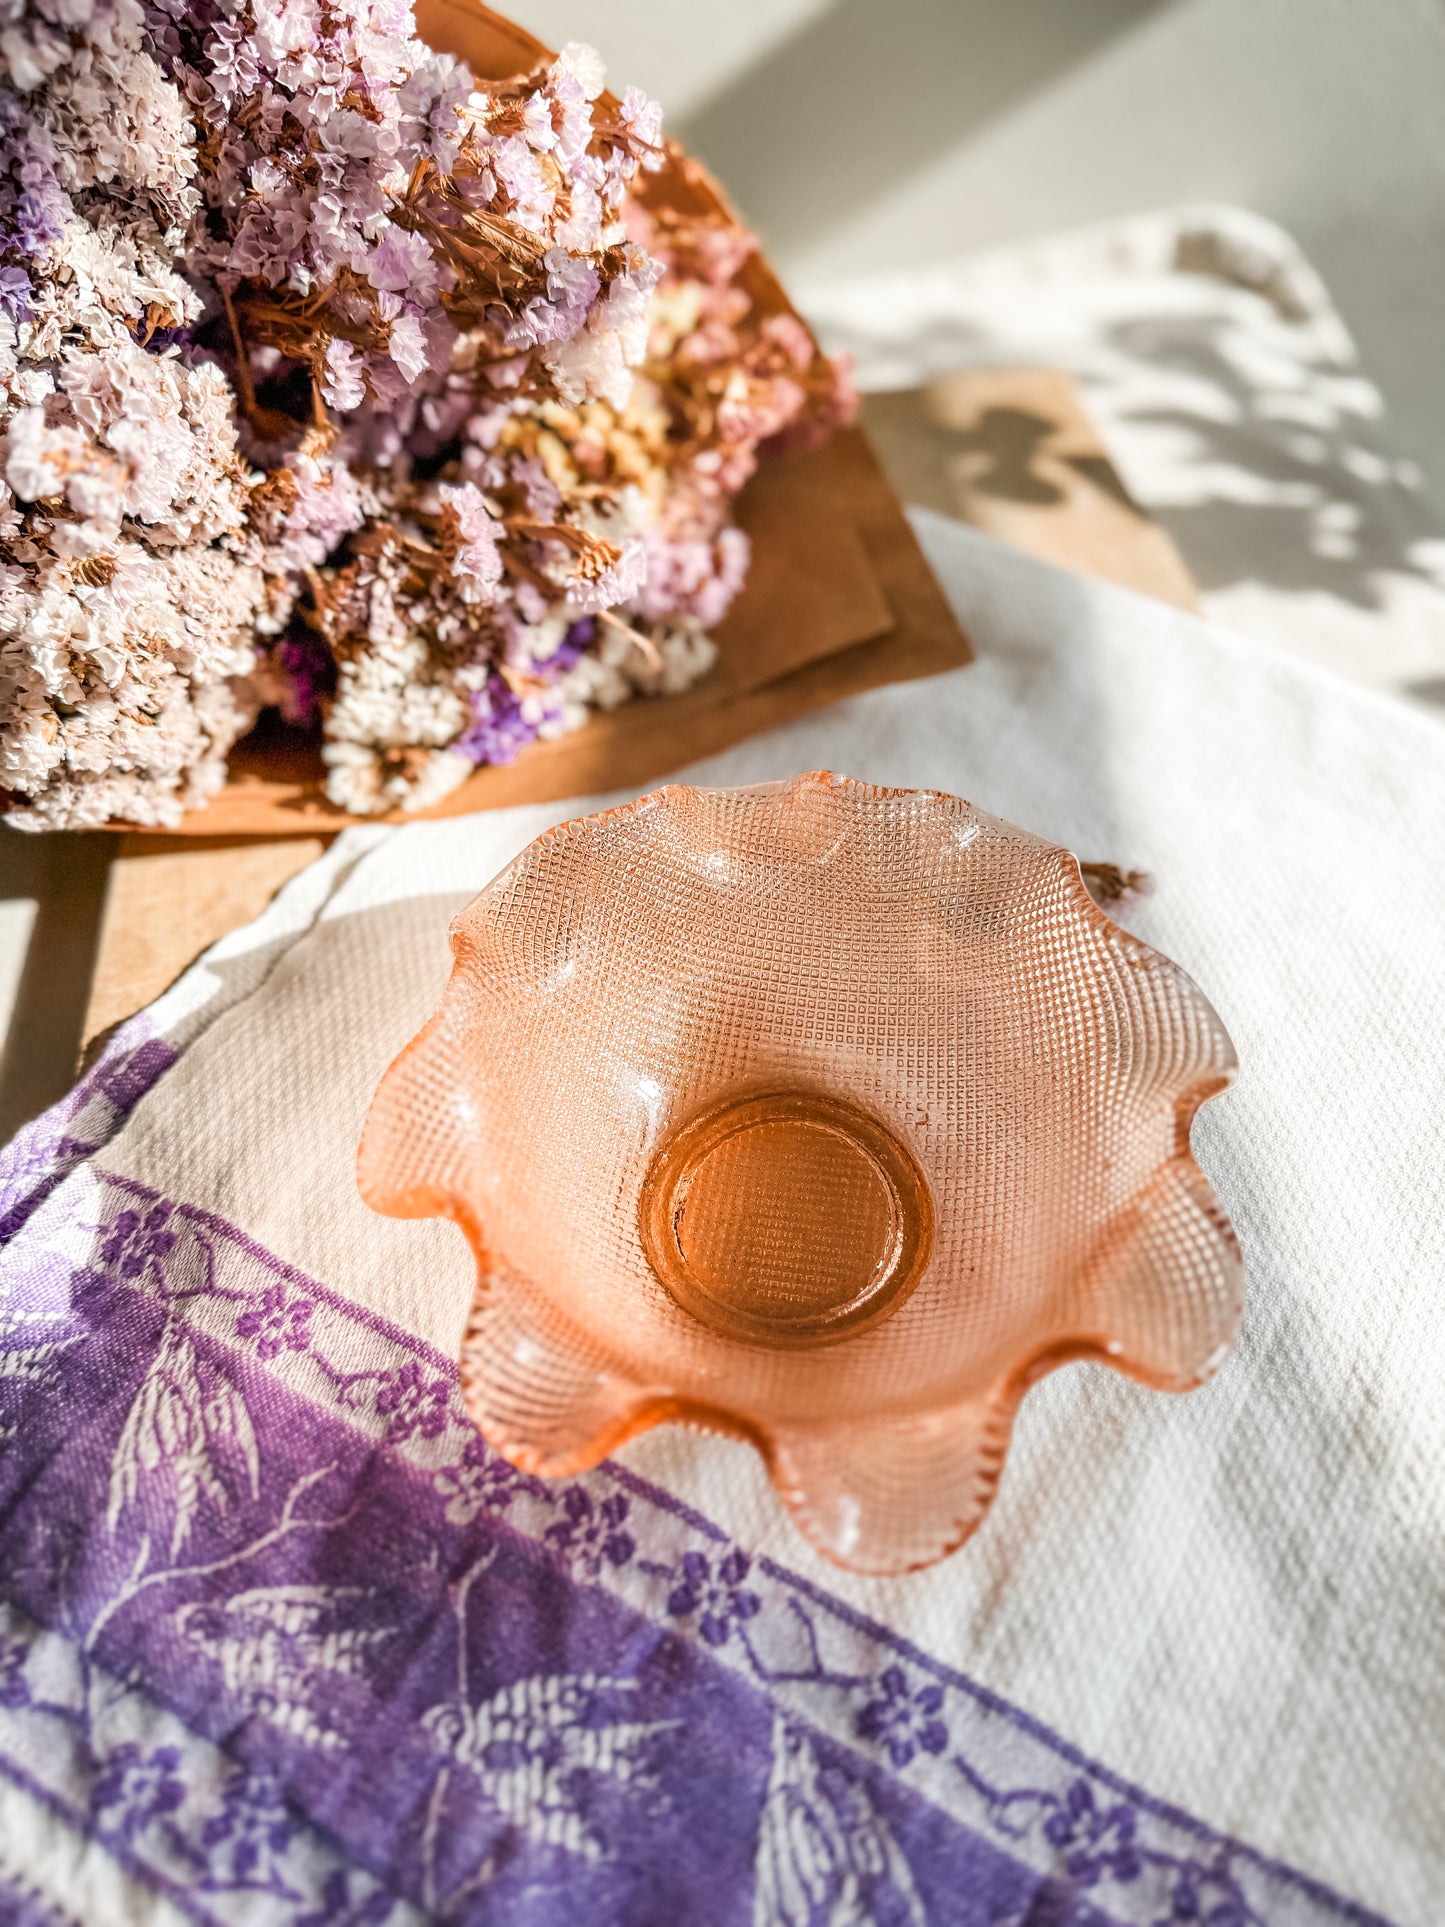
[802, 204, 1445, 708]
[0, 514, 1441, 1923]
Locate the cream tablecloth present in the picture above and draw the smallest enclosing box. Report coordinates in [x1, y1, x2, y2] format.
[1, 515, 1442, 1925]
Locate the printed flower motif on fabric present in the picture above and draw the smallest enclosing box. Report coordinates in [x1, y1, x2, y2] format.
[666, 1547, 763, 1648]
[856, 1666, 949, 1770]
[234, 1282, 315, 1361]
[91, 1743, 187, 1845]
[100, 1202, 179, 1287]
[370, 1359, 453, 1442]
[545, 1487, 636, 1579]
[433, 1433, 547, 1526]
[199, 1770, 297, 1896]
[1042, 1778, 1145, 1886]
[320, 1355, 456, 1443]
[953, 1755, 1270, 1926]
[0, 1603, 406, 1922]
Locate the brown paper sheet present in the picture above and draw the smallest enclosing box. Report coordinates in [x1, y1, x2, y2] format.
[123, 0, 970, 836]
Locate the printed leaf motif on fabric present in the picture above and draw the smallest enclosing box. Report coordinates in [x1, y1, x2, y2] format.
[753, 1714, 926, 1927]
[176, 1586, 397, 1756]
[0, 1331, 76, 1441]
[0, 1168, 1382, 1927]
[106, 1319, 260, 1558]
[424, 1671, 675, 1862]
[412, 1551, 681, 1910]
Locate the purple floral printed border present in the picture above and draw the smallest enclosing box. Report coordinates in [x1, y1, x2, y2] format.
[0, 1019, 176, 1247]
[0, 1156, 1391, 1926]
[0, 1859, 77, 1927]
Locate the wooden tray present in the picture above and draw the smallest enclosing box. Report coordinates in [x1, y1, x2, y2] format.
[132, 0, 970, 835]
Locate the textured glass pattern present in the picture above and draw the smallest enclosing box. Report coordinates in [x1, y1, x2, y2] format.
[359, 773, 1241, 1573]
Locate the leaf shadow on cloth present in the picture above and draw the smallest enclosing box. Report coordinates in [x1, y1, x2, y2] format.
[1098, 314, 1444, 612]
[860, 387, 1149, 524]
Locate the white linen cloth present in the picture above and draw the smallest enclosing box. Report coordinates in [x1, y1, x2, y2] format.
[5, 514, 1443, 1925]
[801, 205, 1445, 707]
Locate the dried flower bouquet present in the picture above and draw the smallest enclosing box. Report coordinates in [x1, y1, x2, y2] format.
[0, 0, 852, 829]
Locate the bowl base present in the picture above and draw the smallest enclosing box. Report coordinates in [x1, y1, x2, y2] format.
[639, 1091, 934, 1349]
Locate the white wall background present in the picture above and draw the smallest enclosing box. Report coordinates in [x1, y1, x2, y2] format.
[514, 0, 1445, 516]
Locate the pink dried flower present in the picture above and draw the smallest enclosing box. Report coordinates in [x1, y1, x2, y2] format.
[387, 310, 431, 383]
[0, 0, 851, 829]
[438, 480, 503, 603]
[322, 338, 366, 412]
[556, 42, 606, 103]
[512, 454, 561, 521]
[716, 373, 808, 447]
[619, 85, 664, 167]
[367, 228, 443, 306]
[270, 454, 366, 571]
[566, 536, 646, 615]
[761, 312, 816, 374]
[633, 524, 751, 631]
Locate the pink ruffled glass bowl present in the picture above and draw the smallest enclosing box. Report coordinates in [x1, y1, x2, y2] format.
[359, 772, 1242, 1574]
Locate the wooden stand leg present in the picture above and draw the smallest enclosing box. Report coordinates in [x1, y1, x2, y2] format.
[0, 830, 115, 1141]
[82, 834, 332, 1058]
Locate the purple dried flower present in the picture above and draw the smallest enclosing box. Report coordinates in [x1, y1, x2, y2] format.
[454, 674, 540, 766]
[366, 227, 442, 305]
[0, 88, 69, 274]
[0, 265, 31, 323]
[0, 0, 851, 834]
[512, 453, 561, 521]
[540, 617, 595, 675]
[275, 627, 337, 728]
[503, 245, 602, 349]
